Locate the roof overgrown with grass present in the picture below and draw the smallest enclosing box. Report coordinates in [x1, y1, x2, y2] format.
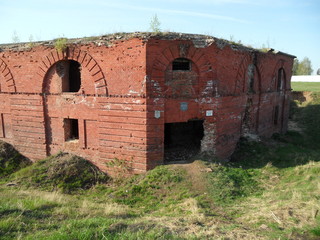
[0, 32, 295, 58]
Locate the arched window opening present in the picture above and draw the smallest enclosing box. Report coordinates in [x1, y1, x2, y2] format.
[60, 60, 81, 92]
[277, 68, 285, 91]
[172, 58, 191, 71]
[249, 76, 254, 92]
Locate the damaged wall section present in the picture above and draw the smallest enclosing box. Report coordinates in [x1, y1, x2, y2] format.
[146, 36, 294, 162]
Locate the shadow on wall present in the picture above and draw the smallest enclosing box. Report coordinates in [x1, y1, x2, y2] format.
[229, 94, 320, 170]
[0, 140, 32, 177]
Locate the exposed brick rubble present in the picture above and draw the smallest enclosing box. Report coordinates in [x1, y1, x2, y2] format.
[0, 32, 294, 174]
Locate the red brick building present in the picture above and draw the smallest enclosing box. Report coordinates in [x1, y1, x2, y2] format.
[0, 33, 294, 173]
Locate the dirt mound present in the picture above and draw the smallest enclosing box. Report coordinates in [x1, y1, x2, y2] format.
[291, 91, 313, 103]
[0, 140, 31, 177]
[13, 152, 109, 193]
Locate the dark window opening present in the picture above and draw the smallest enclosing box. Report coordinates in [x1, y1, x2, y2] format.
[164, 120, 204, 162]
[247, 64, 255, 93]
[249, 77, 254, 92]
[277, 68, 285, 91]
[61, 60, 81, 92]
[172, 58, 191, 71]
[274, 106, 279, 125]
[64, 118, 79, 141]
[69, 61, 81, 92]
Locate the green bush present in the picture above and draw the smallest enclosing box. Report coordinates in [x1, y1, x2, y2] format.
[54, 38, 68, 52]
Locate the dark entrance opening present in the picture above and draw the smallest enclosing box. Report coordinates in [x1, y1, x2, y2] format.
[164, 120, 204, 162]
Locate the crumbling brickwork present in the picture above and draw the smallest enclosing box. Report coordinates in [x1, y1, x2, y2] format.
[0, 33, 294, 174]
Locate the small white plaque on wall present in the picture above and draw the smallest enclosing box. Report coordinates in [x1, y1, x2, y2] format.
[206, 110, 213, 117]
[155, 110, 161, 119]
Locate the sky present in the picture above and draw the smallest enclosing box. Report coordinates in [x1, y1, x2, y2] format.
[1, 0, 319, 74]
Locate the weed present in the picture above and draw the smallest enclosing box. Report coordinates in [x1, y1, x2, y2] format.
[54, 38, 68, 52]
[105, 158, 133, 173]
[311, 224, 320, 237]
[149, 14, 161, 33]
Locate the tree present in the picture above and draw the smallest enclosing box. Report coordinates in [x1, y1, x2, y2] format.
[317, 68, 320, 75]
[12, 31, 20, 43]
[292, 59, 299, 75]
[293, 57, 313, 75]
[150, 14, 161, 33]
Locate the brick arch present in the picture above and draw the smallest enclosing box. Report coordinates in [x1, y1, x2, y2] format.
[253, 63, 264, 93]
[150, 43, 216, 97]
[234, 54, 264, 95]
[0, 58, 16, 92]
[37, 47, 107, 95]
[271, 59, 286, 90]
[234, 55, 251, 95]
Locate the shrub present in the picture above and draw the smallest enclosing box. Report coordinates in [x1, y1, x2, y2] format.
[54, 38, 68, 52]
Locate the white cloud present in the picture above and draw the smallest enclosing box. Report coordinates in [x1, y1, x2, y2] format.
[92, 1, 249, 23]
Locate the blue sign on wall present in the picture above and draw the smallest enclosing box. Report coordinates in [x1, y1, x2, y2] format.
[180, 102, 188, 111]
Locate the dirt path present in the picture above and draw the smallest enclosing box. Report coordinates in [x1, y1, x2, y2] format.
[171, 160, 209, 194]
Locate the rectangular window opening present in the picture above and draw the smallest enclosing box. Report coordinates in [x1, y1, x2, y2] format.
[172, 58, 191, 71]
[64, 118, 79, 141]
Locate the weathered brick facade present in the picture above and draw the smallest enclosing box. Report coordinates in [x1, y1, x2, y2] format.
[0, 33, 294, 173]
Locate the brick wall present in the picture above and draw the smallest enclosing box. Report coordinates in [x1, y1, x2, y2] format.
[146, 37, 293, 161]
[0, 37, 149, 173]
[0, 34, 294, 174]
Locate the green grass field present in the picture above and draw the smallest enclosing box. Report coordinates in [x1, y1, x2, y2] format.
[291, 82, 320, 91]
[1, 93, 320, 239]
